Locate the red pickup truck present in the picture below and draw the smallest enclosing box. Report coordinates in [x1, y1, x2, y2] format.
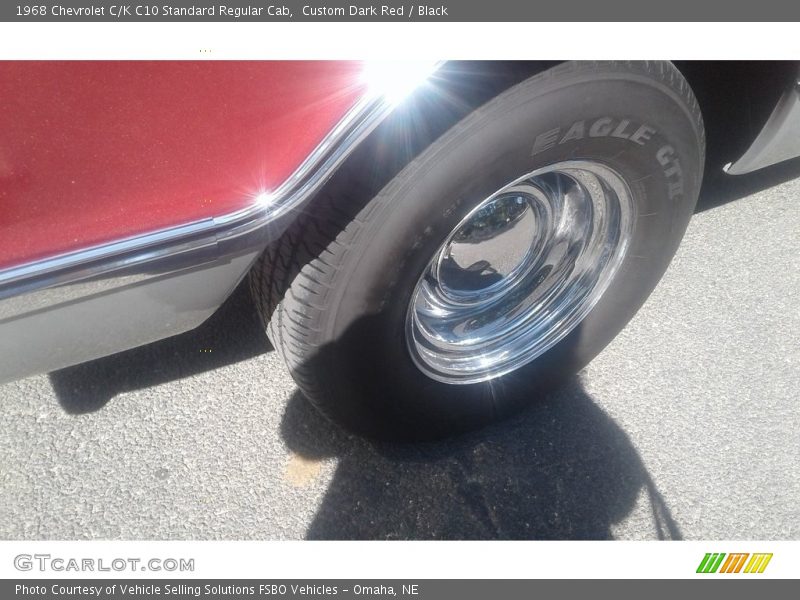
[1, 60, 798, 437]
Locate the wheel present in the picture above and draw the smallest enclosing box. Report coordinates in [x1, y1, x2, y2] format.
[251, 61, 705, 439]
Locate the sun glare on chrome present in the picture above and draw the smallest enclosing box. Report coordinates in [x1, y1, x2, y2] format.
[361, 60, 441, 106]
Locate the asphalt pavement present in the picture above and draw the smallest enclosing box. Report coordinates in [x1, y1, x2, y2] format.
[1, 160, 799, 540]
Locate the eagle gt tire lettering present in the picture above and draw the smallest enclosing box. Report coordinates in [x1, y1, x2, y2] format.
[251, 61, 705, 439]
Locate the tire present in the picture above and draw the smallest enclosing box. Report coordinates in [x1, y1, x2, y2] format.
[251, 61, 705, 439]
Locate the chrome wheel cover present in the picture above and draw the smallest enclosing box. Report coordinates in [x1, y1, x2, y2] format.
[406, 160, 635, 384]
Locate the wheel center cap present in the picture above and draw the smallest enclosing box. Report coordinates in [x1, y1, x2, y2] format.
[436, 194, 537, 301]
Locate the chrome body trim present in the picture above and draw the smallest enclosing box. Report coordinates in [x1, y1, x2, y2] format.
[0, 69, 430, 382]
[0, 249, 263, 384]
[0, 93, 393, 314]
[725, 79, 800, 175]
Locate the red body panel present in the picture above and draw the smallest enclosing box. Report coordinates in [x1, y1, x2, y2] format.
[0, 61, 365, 269]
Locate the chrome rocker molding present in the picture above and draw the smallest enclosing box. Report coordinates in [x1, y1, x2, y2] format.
[0, 92, 401, 383]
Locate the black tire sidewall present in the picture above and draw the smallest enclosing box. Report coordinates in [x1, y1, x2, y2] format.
[306, 64, 704, 438]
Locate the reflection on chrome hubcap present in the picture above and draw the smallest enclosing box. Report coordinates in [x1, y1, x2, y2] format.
[406, 160, 634, 384]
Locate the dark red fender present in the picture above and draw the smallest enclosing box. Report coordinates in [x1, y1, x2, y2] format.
[0, 61, 366, 269]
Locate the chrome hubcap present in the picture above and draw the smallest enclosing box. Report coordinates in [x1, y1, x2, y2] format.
[406, 160, 634, 384]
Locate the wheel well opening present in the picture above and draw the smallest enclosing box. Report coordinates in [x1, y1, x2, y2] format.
[675, 60, 797, 170]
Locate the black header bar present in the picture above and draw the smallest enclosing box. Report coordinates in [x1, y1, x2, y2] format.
[3, 1, 800, 22]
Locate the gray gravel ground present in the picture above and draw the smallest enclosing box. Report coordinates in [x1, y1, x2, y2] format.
[1, 161, 799, 540]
